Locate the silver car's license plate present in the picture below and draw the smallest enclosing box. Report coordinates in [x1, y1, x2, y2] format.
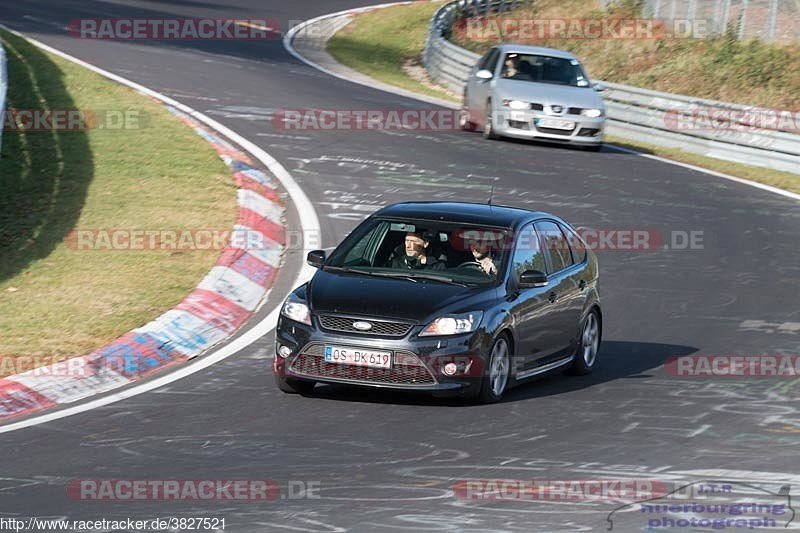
[537, 118, 575, 130]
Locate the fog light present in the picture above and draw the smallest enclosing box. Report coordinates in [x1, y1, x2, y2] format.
[278, 345, 292, 358]
[443, 362, 458, 376]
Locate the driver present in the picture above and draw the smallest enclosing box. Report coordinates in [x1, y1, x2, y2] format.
[467, 236, 499, 276]
[502, 53, 520, 79]
[390, 232, 445, 271]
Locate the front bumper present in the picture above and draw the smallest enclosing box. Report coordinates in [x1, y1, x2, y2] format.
[494, 108, 605, 145]
[273, 315, 489, 397]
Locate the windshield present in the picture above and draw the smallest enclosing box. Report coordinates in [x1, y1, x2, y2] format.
[500, 53, 590, 87]
[325, 218, 511, 286]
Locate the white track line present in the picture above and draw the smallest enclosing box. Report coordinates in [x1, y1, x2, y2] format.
[284, 6, 800, 203]
[0, 26, 320, 434]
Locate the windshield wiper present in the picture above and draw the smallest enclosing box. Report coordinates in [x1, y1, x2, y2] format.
[323, 266, 468, 286]
[323, 266, 418, 282]
[404, 273, 470, 287]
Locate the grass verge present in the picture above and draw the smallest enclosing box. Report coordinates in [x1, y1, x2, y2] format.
[0, 29, 236, 374]
[328, 1, 456, 101]
[325, 1, 800, 194]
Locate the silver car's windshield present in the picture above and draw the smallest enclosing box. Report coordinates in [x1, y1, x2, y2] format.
[500, 53, 590, 88]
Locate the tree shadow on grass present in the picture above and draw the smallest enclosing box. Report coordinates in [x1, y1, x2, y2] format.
[0, 30, 93, 282]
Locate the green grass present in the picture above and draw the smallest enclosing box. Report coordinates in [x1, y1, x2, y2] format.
[325, 1, 800, 194]
[328, 1, 456, 101]
[0, 29, 236, 371]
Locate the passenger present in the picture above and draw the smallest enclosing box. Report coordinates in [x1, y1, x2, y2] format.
[390, 232, 445, 271]
[468, 236, 499, 276]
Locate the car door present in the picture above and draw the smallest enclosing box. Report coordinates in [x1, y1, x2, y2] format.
[506, 222, 562, 374]
[534, 220, 583, 363]
[469, 47, 500, 122]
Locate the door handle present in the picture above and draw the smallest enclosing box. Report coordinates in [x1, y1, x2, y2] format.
[548, 292, 558, 303]
[579, 280, 586, 291]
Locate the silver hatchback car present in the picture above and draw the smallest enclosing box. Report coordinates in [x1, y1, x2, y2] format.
[461, 44, 606, 150]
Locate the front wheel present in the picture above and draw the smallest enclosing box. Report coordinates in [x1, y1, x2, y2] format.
[482, 101, 499, 140]
[566, 310, 601, 375]
[477, 336, 511, 403]
[275, 374, 316, 394]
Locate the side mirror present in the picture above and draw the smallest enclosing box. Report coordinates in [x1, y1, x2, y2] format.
[592, 82, 606, 92]
[519, 270, 548, 288]
[307, 250, 326, 268]
[476, 69, 493, 80]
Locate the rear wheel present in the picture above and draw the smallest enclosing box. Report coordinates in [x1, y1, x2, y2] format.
[567, 310, 601, 375]
[275, 374, 316, 394]
[478, 336, 511, 403]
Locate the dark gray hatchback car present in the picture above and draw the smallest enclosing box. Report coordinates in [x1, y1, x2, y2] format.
[274, 202, 601, 403]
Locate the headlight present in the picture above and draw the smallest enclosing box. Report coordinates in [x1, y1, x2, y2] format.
[501, 99, 530, 110]
[419, 311, 483, 336]
[281, 293, 311, 325]
[581, 108, 603, 118]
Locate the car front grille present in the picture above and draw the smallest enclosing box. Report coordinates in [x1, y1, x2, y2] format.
[289, 343, 436, 385]
[535, 125, 576, 135]
[318, 315, 413, 337]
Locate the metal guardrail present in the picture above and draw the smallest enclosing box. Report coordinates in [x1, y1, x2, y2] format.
[423, 0, 800, 174]
[0, 41, 7, 160]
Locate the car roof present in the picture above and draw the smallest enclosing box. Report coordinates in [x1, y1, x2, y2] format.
[373, 201, 554, 228]
[494, 44, 578, 61]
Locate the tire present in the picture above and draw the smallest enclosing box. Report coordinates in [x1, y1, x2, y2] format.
[477, 335, 511, 403]
[566, 310, 601, 375]
[460, 92, 475, 131]
[482, 100, 499, 140]
[275, 374, 316, 394]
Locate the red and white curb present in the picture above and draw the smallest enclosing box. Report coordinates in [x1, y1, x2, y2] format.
[0, 106, 288, 419]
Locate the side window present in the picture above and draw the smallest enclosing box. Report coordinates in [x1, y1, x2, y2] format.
[479, 48, 499, 73]
[486, 49, 501, 74]
[343, 222, 387, 266]
[563, 224, 587, 264]
[511, 223, 546, 281]
[536, 221, 574, 274]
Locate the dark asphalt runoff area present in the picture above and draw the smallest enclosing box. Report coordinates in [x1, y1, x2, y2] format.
[1, 0, 799, 531]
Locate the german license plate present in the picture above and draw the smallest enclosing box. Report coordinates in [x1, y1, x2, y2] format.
[324, 345, 392, 369]
[537, 118, 575, 130]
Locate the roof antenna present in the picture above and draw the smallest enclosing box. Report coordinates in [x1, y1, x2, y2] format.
[488, 184, 494, 206]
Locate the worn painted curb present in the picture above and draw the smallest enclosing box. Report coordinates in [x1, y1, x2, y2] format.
[0, 106, 286, 420]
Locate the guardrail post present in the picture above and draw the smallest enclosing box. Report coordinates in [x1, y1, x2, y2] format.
[721, 0, 731, 33]
[738, 0, 748, 40]
[766, 0, 778, 41]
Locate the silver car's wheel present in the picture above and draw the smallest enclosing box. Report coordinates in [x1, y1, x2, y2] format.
[582, 312, 599, 367]
[483, 101, 498, 140]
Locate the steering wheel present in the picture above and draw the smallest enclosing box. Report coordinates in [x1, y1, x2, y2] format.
[455, 261, 485, 272]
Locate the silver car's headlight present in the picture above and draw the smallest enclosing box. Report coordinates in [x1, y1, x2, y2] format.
[281, 293, 312, 325]
[419, 311, 483, 336]
[581, 108, 604, 118]
[502, 99, 530, 110]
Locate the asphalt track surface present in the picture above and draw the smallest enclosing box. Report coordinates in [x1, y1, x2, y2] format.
[1, 1, 799, 531]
